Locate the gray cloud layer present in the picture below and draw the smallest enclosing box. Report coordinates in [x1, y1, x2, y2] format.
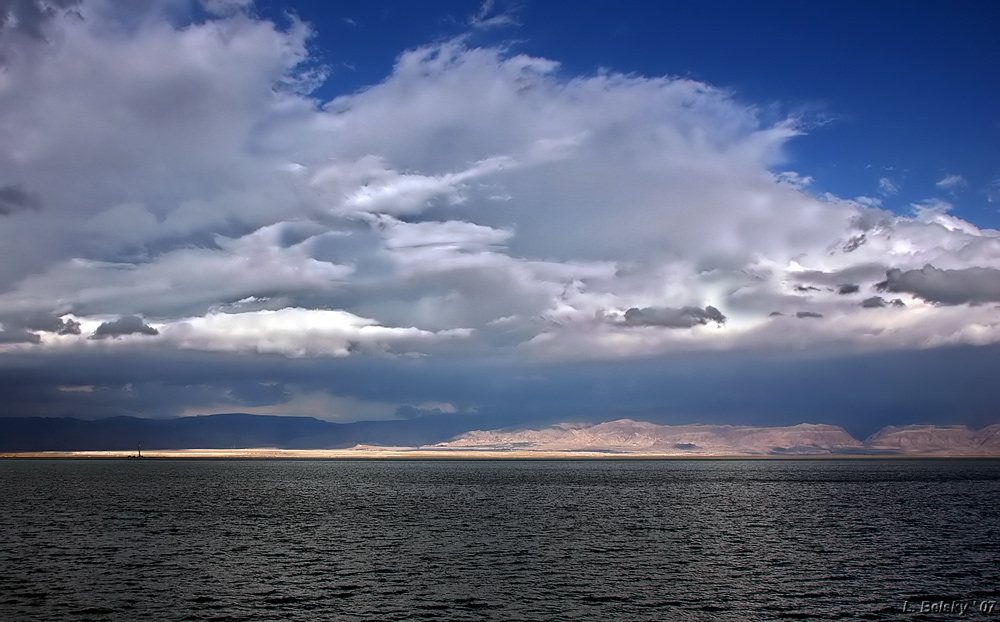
[0, 183, 42, 214]
[861, 296, 904, 309]
[0, 0, 80, 40]
[0, 2, 997, 427]
[622, 305, 726, 328]
[0, 327, 39, 343]
[1, 345, 999, 437]
[91, 315, 159, 339]
[877, 266, 1000, 305]
[5, 311, 80, 334]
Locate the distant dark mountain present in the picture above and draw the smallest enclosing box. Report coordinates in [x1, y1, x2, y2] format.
[0, 413, 476, 452]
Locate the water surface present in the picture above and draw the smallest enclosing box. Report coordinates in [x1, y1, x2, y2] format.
[1, 459, 998, 620]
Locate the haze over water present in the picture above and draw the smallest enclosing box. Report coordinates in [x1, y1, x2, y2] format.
[2, 459, 999, 621]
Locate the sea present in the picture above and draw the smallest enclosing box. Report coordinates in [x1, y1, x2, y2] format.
[1, 458, 999, 621]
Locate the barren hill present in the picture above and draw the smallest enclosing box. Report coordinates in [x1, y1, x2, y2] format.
[438, 419, 864, 455]
[864, 425, 1000, 455]
[437, 419, 1000, 456]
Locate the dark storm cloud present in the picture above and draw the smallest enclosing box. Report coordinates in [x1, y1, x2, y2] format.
[796, 311, 823, 319]
[0, 0, 80, 40]
[622, 305, 726, 328]
[0, 183, 42, 214]
[0, 376, 230, 420]
[860, 296, 905, 309]
[223, 381, 292, 407]
[5, 312, 81, 334]
[0, 350, 506, 421]
[2, 345, 1000, 437]
[57, 318, 80, 334]
[0, 327, 40, 343]
[16, 312, 65, 332]
[91, 315, 159, 339]
[837, 284, 860, 295]
[395, 405, 454, 419]
[876, 265, 1000, 304]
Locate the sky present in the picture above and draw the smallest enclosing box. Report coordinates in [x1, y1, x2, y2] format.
[0, 0, 998, 437]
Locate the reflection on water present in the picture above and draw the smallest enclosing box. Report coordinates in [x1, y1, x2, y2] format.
[1, 459, 999, 621]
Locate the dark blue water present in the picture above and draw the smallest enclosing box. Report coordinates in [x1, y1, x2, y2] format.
[1, 459, 999, 621]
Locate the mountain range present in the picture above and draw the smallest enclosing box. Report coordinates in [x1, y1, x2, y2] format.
[437, 420, 1000, 456]
[2, 414, 1000, 456]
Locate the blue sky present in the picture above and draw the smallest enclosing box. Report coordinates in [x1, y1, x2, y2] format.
[0, 0, 998, 437]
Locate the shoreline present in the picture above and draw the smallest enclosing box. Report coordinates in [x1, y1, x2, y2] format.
[3, 448, 1000, 459]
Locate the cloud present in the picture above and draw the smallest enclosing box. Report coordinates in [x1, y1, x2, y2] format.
[159, 307, 471, 358]
[3, 311, 80, 334]
[335, 155, 517, 216]
[0, 2, 999, 424]
[201, 0, 252, 16]
[0, 327, 40, 343]
[2, 13, 998, 360]
[0, 183, 42, 214]
[57, 318, 81, 334]
[796, 311, 823, 319]
[620, 305, 726, 328]
[793, 264, 887, 287]
[0, 0, 80, 40]
[304, 41, 840, 269]
[0, 223, 353, 318]
[4, 344, 1000, 435]
[776, 171, 813, 189]
[469, 0, 521, 29]
[860, 296, 904, 309]
[395, 404, 458, 419]
[852, 196, 881, 209]
[878, 177, 899, 195]
[986, 178, 1000, 204]
[936, 174, 966, 192]
[91, 315, 159, 339]
[877, 265, 1000, 305]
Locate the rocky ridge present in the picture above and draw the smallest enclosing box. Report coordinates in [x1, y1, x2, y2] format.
[435, 419, 1000, 456]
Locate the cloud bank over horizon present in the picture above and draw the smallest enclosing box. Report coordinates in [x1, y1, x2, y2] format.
[1, 0, 998, 429]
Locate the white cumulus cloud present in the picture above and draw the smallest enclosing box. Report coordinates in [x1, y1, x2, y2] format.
[0, 0, 998, 372]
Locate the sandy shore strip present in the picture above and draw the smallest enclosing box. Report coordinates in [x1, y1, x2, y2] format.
[3, 448, 998, 459]
[0, 447, 734, 459]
